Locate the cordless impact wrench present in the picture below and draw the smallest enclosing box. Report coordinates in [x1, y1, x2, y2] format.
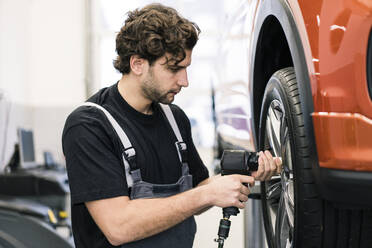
[214, 150, 259, 248]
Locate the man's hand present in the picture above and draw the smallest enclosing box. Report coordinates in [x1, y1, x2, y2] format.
[252, 150, 282, 181]
[204, 174, 255, 209]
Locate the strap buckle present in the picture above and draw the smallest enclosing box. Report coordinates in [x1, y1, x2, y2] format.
[175, 141, 188, 163]
[123, 147, 138, 171]
[124, 147, 135, 158]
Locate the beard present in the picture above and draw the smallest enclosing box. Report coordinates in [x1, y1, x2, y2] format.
[140, 68, 178, 104]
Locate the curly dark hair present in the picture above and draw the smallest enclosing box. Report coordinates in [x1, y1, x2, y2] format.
[113, 3, 200, 74]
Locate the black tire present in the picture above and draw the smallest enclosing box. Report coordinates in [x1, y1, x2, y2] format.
[259, 67, 322, 248]
[0, 237, 17, 248]
[258, 67, 372, 248]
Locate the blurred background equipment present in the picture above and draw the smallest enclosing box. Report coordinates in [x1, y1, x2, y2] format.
[0, 90, 11, 172]
[17, 128, 37, 169]
[0, 127, 72, 247]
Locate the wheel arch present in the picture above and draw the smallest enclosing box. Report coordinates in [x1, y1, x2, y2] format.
[250, 0, 319, 179]
[251, 14, 293, 146]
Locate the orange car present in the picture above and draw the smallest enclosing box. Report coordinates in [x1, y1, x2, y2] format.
[214, 0, 372, 247]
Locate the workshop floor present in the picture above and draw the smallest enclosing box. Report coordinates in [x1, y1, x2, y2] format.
[193, 148, 244, 248]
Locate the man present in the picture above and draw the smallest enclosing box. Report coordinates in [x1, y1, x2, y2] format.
[62, 3, 281, 248]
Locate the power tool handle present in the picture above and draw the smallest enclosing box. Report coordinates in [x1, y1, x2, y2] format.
[223, 206, 240, 218]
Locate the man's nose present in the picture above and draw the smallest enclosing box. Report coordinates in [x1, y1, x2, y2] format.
[177, 69, 189, 87]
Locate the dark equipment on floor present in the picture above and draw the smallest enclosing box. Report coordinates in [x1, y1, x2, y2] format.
[0, 128, 73, 248]
[214, 150, 259, 248]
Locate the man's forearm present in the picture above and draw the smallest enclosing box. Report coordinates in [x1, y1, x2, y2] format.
[193, 177, 214, 215]
[86, 174, 256, 246]
[103, 185, 212, 245]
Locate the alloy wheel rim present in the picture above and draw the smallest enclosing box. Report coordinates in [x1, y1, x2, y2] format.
[264, 100, 294, 247]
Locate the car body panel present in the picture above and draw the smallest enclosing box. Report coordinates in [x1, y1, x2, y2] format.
[215, 0, 258, 152]
[215, 0, 372, 172]
[293, 0, 372, 170]
[313, 112, 372, 171]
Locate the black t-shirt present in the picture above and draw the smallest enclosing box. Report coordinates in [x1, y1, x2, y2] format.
[62, 83, 209, 248]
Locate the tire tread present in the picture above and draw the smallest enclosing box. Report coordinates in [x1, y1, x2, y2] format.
[260, 67, 371, 248]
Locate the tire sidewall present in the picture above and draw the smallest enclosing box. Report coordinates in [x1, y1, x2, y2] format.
[259, 71, 299, 248]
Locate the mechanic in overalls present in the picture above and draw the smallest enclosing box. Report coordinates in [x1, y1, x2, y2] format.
[62, 3, 282, 248]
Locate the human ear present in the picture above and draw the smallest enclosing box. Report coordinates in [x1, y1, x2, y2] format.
[129, 55, 145, 75]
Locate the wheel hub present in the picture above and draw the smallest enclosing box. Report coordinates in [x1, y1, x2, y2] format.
[264, 100, 294, 247]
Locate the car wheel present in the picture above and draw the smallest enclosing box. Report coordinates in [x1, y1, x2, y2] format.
[259, 67, 322, 247]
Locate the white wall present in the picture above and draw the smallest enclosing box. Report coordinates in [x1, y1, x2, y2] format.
[27, 0, 86, 107]
[0, 0, 86, 169]
[0, 0, 32, 104]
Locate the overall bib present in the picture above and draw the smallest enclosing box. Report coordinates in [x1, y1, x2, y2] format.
[83, 102, 197, 248]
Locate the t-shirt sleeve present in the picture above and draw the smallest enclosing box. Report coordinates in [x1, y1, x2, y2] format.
[62, 120, 128, 205]
[171, 105, 210, 186]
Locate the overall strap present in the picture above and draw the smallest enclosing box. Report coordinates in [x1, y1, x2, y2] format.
[159, 104, 188, 165]
[81, 102, 138, 187]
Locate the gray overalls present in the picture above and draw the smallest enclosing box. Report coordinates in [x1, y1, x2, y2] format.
[83, 102, 197, 248]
